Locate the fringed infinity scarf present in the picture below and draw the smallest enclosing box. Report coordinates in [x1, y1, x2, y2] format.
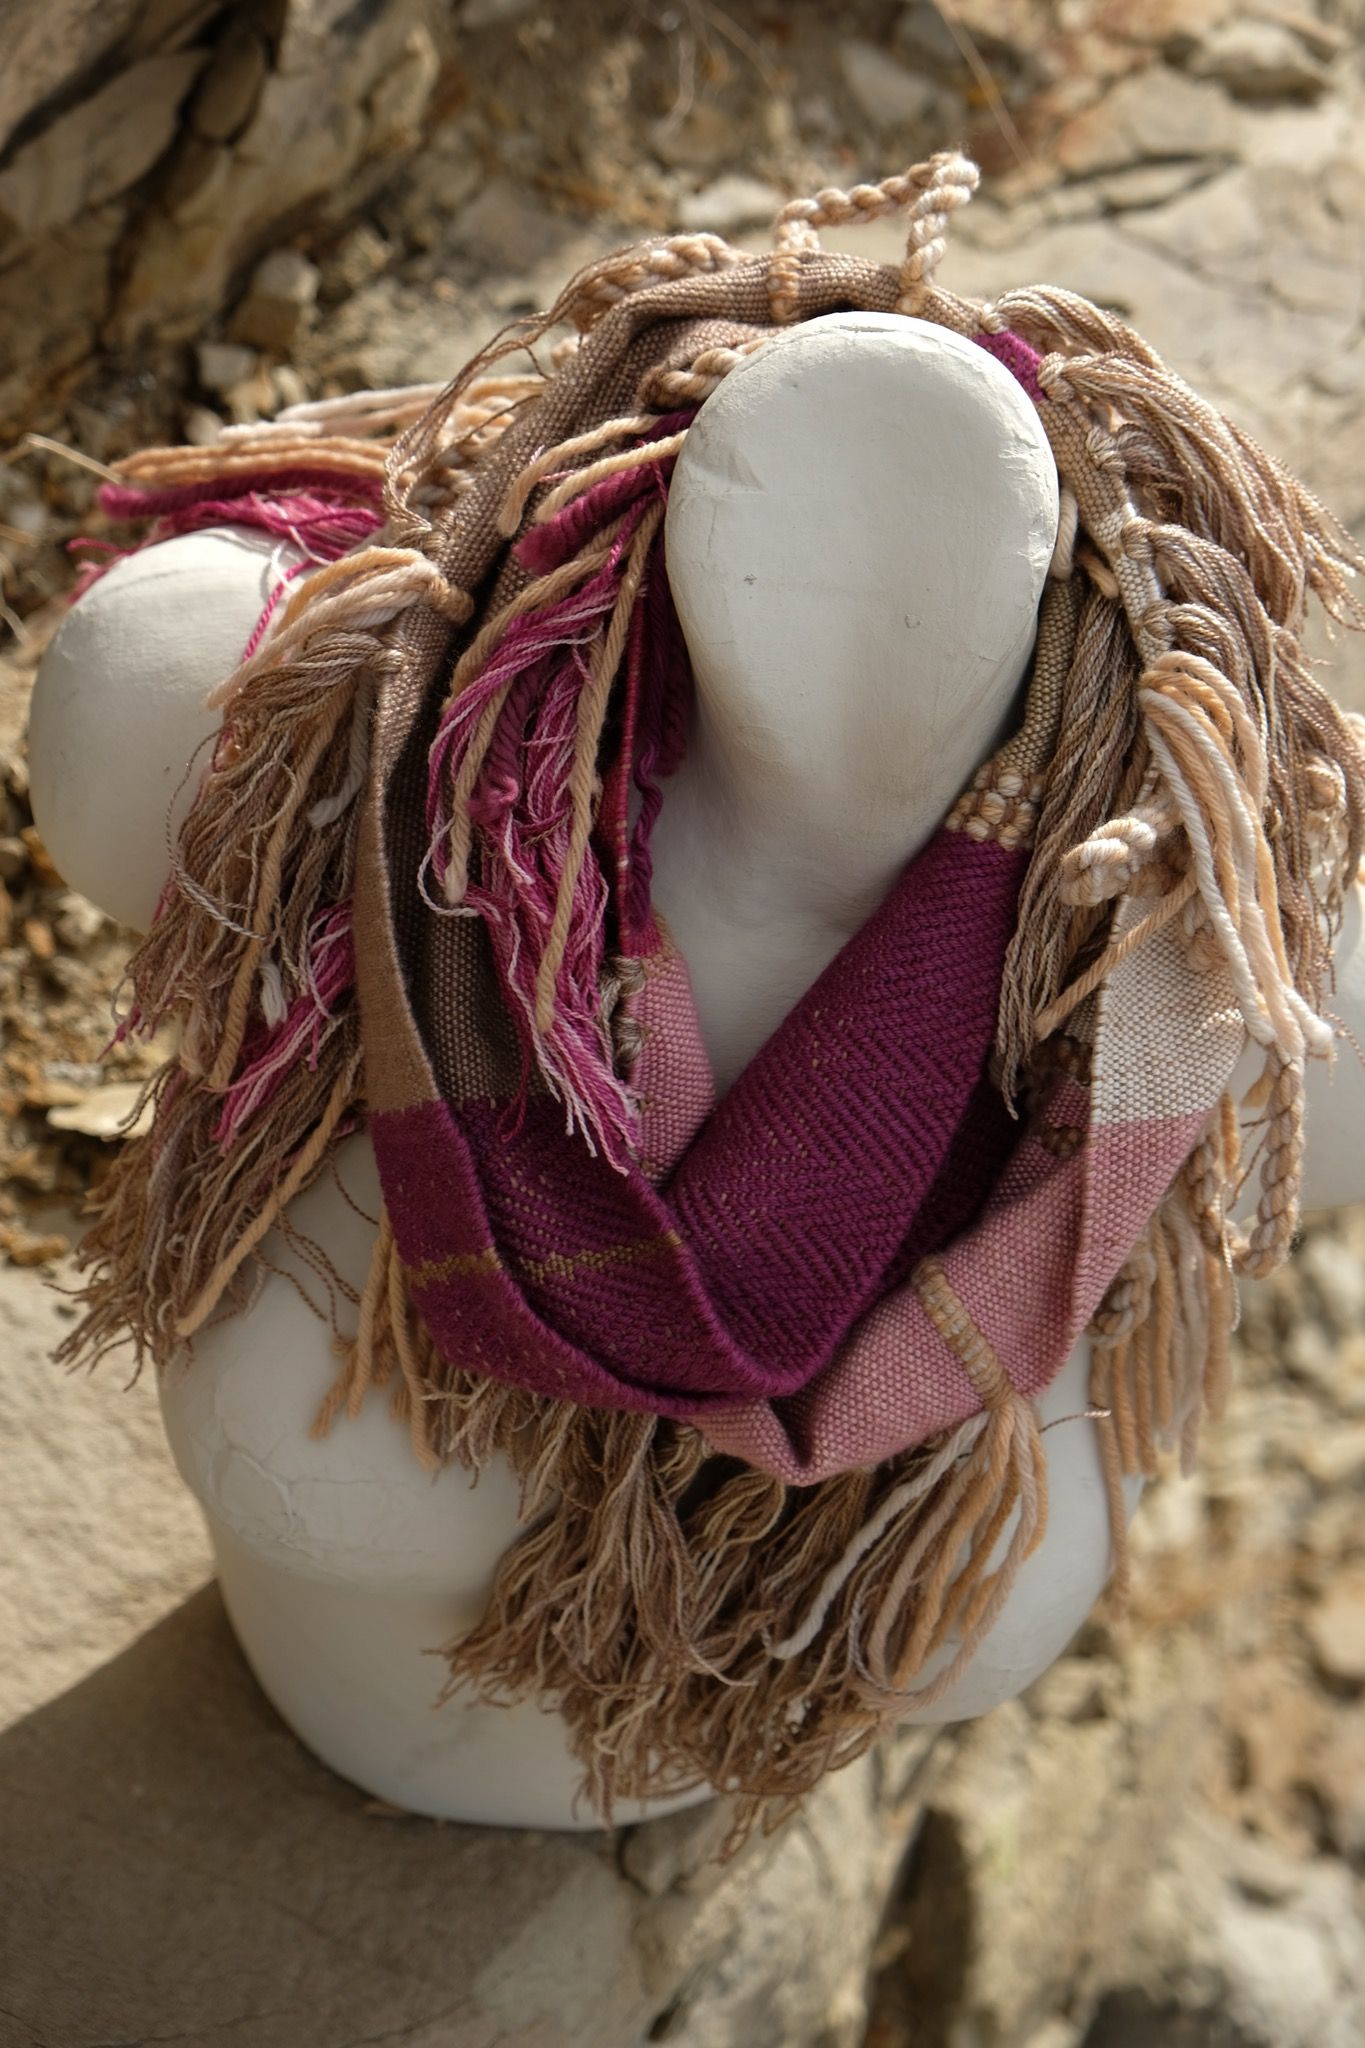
[65, 156, 1365, 1831]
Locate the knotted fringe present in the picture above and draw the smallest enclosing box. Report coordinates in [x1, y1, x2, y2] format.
[325, 1220, 1047, 1838]
[986, 303, 1365, 1582]
[56, 157, 1365, 1836]
[970, 294, 1365, 1283]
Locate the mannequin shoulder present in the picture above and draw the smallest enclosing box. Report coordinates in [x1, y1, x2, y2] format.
[28, 527, 305, 932]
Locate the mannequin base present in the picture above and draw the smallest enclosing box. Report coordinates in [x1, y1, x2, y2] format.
[208, 1515, 716, 1830]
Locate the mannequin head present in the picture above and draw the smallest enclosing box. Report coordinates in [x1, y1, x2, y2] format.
[666, 313, 1058, 842]
[656, 311, 1059, 1084]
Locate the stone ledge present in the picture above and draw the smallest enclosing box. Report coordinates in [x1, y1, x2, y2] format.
[0, 1583, 949, 2048]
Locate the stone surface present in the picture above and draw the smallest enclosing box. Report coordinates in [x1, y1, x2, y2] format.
[1304, 1570, 1365, 1687]
[839, 38, 938, 130]
[1294, 1419, 1365, 1487]
[6, 8, 1365, 2044]
[47, 1080, 153, 1139]
[896, 0, 1054, 80]
[1296, 1234, 1365, 1329]
[0, 1248, 210, 1732]
[192, 23, 269, 143]
[229, 246, 321, 351]
[0, 1591, 944, 2048]
[197, 339, 259, 394]
[1114, 1817, 1365, 2048]
[0, 1248, 953, 2048]
[1189, 21, 1333, 102]
[1094, 160, 1219, 212]
[367, 23, 442, 155]
[867, 1639, 1216, 2048]
[1055, 68, 1241, 177]
[451, 176, 582, 273]
[0, 0, 146, 151]
[1314, 1714, 1365, 1860]
[0, 50, 207, 238]
[678, 174, 786, 235]
[460, 0, 539, 23]
[0, 0, 444, 430]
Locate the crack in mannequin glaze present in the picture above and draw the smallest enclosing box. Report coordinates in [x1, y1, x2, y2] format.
[29, 312, 1365, 1828]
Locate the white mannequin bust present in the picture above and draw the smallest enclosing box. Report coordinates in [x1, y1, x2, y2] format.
[29, 314, 1365, 1828]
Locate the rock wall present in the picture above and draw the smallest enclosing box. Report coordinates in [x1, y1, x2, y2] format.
[0, 0, 442, 432]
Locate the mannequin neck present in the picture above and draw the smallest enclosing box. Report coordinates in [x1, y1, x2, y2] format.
[653, 311, 1059, 1088]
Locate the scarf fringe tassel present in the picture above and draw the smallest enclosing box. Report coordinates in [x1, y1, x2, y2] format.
[304, 1199, 1225, 1843]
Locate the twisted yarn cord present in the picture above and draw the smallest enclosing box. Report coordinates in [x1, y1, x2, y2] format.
[1032, 871, 1199, 1041]
[640, 341, 766, 407]
[496, 414, 657, 536]
[560, 233, 742, 331]
[1144, 689, 1325, 1058]
[1092, 1235, 1159, 1347]
[116, 437, 390, 486]
[895, 154, 981, 315]
[530, 433, 687, 527]
[1060, 783, 1174, 905]
[767, 153, 978, 323]
[232, 373, 542, 446]
[1236, 1050, 1305, 1276]
[206, 548, 472, 715]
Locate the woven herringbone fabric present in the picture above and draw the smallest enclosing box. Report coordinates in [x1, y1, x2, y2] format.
[372, 826, 1025, 1452]
[358, 313, 1242, 1483]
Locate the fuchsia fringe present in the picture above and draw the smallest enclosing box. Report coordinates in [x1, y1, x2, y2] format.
[70, 474, 384, 606]
[84, 430, 694, 1165]
[599, 540, 693, 953]
[212, 905, 355, 1148]
[424, 427, 694, 1162]
[86, 470, 380, 1100]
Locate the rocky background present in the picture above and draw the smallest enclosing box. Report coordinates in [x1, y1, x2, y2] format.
[2, 4, 1364, 2045]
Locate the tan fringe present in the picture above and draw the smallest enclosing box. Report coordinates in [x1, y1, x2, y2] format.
[176, 1052, 363, 1337]
[1086, 1160, 1245, 1614]
[999, 322, 1365, 1262]
[58, 628, 372, 1370]
[72, 164, 1365, 1380]
[1087, 1344, 1133, 1615]
[308, 1220, 1053, 1843]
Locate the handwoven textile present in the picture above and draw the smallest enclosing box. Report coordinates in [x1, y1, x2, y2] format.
[64, 156, 1365, 1824]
